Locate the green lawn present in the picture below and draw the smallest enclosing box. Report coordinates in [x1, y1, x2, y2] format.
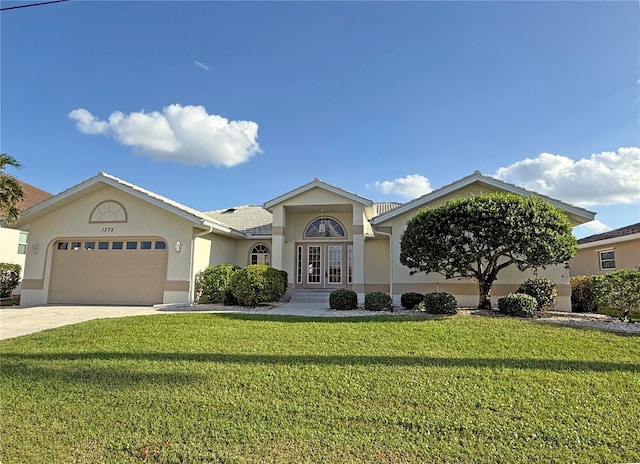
[1, 313, 639, 463]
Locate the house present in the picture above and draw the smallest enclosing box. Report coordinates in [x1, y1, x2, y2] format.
[0, 181, 53, 295]
[570, 223, 640, 276]
[9, 171, 595, 310]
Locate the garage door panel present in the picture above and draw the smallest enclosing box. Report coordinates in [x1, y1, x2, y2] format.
[49, 238, 168, 305]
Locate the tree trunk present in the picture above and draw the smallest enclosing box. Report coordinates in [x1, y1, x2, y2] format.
[477, 279, 493, 309]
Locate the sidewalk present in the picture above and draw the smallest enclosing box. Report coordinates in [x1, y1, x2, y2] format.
[1, 301, 396, 340]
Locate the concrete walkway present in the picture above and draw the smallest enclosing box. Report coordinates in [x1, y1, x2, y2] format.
[0, 301, 385, 340]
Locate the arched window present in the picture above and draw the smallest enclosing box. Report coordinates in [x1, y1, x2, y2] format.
[250, 244, 270, 265]
[89, 200, 127, 223]
[304, 217, 346, 238]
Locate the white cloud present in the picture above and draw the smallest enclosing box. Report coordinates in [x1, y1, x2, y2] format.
[573, 219, 612, 237]
[194, 60, 210, 71]
[373, 174, 433, 199]
[69, 104, 261, 167]
[494, 147, 640, 206]
[68, 108, 109, 134]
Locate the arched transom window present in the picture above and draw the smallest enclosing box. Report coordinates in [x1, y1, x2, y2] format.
[304, 217, 346, 238]
[90, 200, 127, 223]
[250, 244, 270, 265]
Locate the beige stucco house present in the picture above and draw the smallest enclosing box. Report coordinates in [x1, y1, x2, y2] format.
[11, 171, 595, 310]
[0, 181, 52, 295]
[570, 223, 640, 276]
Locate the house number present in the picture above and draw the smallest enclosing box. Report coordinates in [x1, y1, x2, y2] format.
[101, 227, 115, 232]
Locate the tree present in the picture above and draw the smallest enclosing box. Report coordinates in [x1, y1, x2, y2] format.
[399, 192, 577, 309]
[591, 269, 640, 322]
[0, 154, 25, 224]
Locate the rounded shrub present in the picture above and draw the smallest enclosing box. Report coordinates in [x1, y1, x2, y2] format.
[400, 292, 424, 310]
[497, 293, 537, 318]
[229, 265, 286, 306]
[194, 263, 240, 304]
[517, 277, 557, 311]
[277, 269, 288, 292]
[364, 292, 393, 312]
[0, 263, 22, 299]
[329, 289, 358, 310]
[423, 292, 458, 315]
[570, 275, 597, 313]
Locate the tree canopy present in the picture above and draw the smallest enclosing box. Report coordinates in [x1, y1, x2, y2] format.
[0, 154, 25, 224]
[399, 192, 577, 309]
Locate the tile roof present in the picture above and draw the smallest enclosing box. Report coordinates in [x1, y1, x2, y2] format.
[373, 202, 403, 217]
[577, 222, 640, 244]
[17, 181, 53, 210]
[206, 205, 273, 235]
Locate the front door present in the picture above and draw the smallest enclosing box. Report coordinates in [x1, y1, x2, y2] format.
[299, 243, 350, 289]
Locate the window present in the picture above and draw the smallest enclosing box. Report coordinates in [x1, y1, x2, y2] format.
[71, 241, 81, 250]
[296, 246, 303, 284]
[347, 244, 353, 284]
[112, 241, 123, 250]
[155, 241, 167, 250]
[57, 242, 69, 250]
[304, 217, 346, 238]
[599, 250, 615, 270]
[126, 241, 138, 250]
[250, 244, 270, 265]
[98, 242, 109, 250]
[17, 232, 28, 254]
[141, 241, 152, 249]
[84, 241, 95, 250]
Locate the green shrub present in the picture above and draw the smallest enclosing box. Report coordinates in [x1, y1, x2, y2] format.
[229, 265, 286, 306]
[277, 269, 288, 292]
[570, 275, 597, 313]
[591, 269, 640, 321]
[498, 293, 537, 318]
[517, 277, 557, 311]
[423, 292, 458, 315]
[0, 263, 21, 299]
[195, 264, 241, 303]
[329, 289, 358, 310]
[400, 292, 424, 310]
[365, 292, 393, 312]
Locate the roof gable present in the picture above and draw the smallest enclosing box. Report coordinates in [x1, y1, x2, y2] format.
[371, 171, 595, 226]
[13, 172, 242, 235]
[264, 178, 373, 210]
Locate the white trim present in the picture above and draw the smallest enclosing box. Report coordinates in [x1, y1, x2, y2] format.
[264, 178, 373, 209]
[578, 232, 640, 249]
[371, 171, 595, 225]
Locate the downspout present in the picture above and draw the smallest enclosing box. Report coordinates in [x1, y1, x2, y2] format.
[374, 229, 394, 299]
[189, 226, 214, 304]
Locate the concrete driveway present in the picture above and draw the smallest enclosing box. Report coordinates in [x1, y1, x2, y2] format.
[0, 305, 162, 340]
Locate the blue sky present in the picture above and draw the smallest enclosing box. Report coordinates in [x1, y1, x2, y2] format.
[1, 0, 638, 238]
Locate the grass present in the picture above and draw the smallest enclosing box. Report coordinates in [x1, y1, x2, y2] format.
[1, 313, 639, 463]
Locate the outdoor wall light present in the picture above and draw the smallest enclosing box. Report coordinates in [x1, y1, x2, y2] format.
[174, 241, 182, 252]
[31, 242, 39, 254]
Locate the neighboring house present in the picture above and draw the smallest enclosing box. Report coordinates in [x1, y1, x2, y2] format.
[9, 171, 595, 310]
[0, 181, 53, 295]
[570, 223, 640, 276]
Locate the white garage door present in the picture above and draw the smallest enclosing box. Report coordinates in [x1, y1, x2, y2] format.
[49, 238, 168, 305]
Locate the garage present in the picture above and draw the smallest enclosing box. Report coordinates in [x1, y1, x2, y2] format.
[49, 238, 168, 305]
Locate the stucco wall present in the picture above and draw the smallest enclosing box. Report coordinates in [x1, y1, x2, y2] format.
[0, 227, 26, 295]
[20, 185, 195, 305]
[571, 237, 640, 276]
[364, 238, 390, 292]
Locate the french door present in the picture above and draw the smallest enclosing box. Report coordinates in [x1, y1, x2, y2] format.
[297, 243, 352, 289]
